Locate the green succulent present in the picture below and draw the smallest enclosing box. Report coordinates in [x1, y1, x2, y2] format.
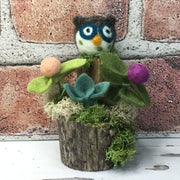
[63, 73, 110, 107]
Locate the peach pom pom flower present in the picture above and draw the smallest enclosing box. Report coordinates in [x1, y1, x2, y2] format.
[40, 57, 61, 77]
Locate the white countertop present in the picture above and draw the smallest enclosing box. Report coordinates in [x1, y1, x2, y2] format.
[0, 138, 180, 180]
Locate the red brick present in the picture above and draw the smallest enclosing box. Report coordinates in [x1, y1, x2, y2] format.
[0, 66, 57, 135]
[126, 57, 180, 132]
[10, 0, 128, 43]
[143, 0, 180, 41]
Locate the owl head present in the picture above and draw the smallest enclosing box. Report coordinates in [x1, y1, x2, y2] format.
[73, 15, 116, 55]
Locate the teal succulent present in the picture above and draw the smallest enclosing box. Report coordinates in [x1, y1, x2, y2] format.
[63, 73, 110, 107]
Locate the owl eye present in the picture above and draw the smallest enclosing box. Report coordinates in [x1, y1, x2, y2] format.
[103, 26, 112, 38]
[83, 27, 93, 36]
[79, 23, 97, 40]
[98, 24, 115, 43]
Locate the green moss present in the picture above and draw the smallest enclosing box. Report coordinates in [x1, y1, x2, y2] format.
[106, 130, 136, 167]
[107, 107, 136, 167]
[71, 104, 108, 127]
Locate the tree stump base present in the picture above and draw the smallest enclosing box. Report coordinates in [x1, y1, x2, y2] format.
[57, 118, 114, 171]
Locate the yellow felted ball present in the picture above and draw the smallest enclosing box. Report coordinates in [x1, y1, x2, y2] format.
[40, 57, 61, 77]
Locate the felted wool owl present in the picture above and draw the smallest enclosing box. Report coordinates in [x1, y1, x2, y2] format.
[73, 15, 116, 55]
[27, 15, 150, 170]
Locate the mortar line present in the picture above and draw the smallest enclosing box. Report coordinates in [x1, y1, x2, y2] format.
[126, 0, 143, 40]
[0, 0, 18, 41]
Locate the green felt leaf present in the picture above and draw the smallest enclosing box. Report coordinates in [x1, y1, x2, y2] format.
[99, 52, 128, 85]
[130, 82, 150, 106]
[52, 58, 86, 84]
[100, 66, 125, 85]
[119, 88, 145, 107]
[27, 76, 53, 94]
[99, 86, 120, 106]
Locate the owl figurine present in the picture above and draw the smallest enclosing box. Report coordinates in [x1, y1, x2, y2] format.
[73, 15, 116, 55]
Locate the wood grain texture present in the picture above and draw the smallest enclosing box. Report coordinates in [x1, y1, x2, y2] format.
[57, 119, 114, 171]
[88, 58, 102, 84]
[76, 58, 102, 84]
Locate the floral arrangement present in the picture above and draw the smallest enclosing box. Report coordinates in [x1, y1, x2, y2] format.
[27, 15, 150, 169]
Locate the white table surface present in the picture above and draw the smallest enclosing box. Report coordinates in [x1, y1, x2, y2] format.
[0, 138, 180, 180]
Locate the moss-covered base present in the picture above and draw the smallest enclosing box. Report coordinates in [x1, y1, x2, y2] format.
[45, 97, 137, 168]
[71, 104, 136, 167]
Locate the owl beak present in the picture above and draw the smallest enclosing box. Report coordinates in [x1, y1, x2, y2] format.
[92, 34, 102, 46]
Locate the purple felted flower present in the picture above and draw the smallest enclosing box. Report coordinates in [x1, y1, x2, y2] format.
[128, 64, 149, 84]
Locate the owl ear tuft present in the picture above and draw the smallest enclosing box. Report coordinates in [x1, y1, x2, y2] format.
[106, 15, 116, 27]
[73, 16, 85, 28]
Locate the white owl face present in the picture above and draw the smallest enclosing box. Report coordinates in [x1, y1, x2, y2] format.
[75, 22, 115, 55]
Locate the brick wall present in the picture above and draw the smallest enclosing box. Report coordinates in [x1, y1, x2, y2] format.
[0, 0, 180, 139]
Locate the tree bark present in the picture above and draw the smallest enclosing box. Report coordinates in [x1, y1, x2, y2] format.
[87, 58, 102, 84]
[76, 58, 102, 84]
[57, 118, 114, 171]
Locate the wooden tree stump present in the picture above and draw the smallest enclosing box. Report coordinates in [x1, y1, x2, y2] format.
[76, 58, 102, 84]
[57, 118, 114, 171]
